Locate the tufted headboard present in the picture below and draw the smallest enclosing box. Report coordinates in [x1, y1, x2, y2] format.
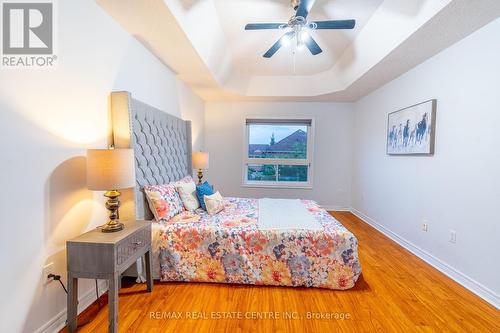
[110, 91, 192, 220]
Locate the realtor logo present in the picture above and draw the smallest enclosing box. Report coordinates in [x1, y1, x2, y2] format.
[2, 1, 56, 67]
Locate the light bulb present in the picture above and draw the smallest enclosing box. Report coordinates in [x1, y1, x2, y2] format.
[281, 34, 291, 46]
[299, 30, 309, 43]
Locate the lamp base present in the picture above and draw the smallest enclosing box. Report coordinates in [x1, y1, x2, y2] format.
[101, 221, 124, 233]
[102, 190, 124, 233]
[197, 169, 204, 185]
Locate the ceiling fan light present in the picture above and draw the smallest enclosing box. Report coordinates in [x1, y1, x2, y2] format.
[281, 34, 291, 47]
[299, 30, 310, 43]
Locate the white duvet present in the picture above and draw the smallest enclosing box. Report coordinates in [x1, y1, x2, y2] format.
[258, 198, 323, 231]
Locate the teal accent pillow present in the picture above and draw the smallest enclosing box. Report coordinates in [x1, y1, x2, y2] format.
[196, 181, 214, 210]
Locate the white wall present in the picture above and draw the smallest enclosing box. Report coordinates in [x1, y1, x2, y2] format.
[205, 102, 354, 209]
[177, 80, 205, 153]
[352, 18, 500, 305]
[0, 1, 204, 332]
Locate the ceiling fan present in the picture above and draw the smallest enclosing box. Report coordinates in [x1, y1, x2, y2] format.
[245, 0, 356, 58]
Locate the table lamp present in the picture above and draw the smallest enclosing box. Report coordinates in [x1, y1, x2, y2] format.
[87, 148, 136, 232]
[192, 151, 209, 185]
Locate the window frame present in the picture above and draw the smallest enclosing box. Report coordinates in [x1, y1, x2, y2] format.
[242, 116, 315, 189]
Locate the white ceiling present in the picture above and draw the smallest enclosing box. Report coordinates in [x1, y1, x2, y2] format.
[213, 0, 383, 76]
[97, 0, 500, 101]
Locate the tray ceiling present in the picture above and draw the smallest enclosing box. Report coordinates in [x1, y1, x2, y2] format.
[97, 0, 500, 101]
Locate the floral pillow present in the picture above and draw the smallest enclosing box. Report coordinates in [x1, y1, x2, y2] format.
[174, 175, 195, 187]
[144, 183, 184, 221]
[204, 191, 224, 215]
[176, 180, 200, 211]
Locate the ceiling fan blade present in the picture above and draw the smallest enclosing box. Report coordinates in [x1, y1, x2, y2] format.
[313, 20, 356, 29]
[295, 0, 316, 19]
[304, 35, 322, 55]
[245, 23, 284, 30]
[263, 31, 295, 58]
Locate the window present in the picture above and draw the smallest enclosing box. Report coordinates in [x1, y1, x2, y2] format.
[243, 117, 314, 188]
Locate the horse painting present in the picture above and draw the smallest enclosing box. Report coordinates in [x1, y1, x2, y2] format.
[387, 100, 436, 155]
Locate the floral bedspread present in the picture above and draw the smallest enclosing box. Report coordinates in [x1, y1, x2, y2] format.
[155, 197, 361, 289]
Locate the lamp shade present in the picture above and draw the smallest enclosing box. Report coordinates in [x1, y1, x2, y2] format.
[192, 151, 209, 169]
[86, 149, 136, 191]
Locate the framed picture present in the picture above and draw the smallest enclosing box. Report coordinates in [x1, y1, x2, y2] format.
[387, 99, 436, 155]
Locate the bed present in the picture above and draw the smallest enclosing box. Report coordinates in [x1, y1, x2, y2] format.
[111, 91, 361, 290]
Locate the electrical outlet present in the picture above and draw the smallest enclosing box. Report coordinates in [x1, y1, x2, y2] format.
[422, 220, 428, 232]
[43, 262, 54, 282]
[450, 230, 457, 243]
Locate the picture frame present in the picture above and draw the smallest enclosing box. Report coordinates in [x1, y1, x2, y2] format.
[386, 99, 437, 155]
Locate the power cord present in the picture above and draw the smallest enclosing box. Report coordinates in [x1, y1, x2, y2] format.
[48, 274, 68, 294]
[48, 274, 101, 307]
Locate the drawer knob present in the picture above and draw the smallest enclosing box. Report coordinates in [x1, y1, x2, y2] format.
[132, 241, 142, 246]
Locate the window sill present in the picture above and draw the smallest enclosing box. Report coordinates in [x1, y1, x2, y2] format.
[241, 182, 313, 189]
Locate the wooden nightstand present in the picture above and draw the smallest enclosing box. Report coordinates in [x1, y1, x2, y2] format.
[66, 220, 153, 333]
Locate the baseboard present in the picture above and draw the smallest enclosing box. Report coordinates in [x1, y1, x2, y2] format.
[35, 280, 108, 333]
[322, 205, 350, 211]
[350, 208, 500, 310]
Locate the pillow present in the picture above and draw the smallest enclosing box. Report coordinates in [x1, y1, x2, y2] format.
[204, 191, 224, 215]
[196, 181, 214, 210]
[144, 183, 184, 221]
[174, 175, 195, 187]
[176, 180, 200, 211]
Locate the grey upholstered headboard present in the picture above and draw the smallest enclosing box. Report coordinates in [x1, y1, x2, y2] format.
[111, 91, 192, 220]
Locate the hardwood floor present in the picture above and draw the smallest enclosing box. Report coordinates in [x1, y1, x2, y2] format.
[61, 212, 500, 332]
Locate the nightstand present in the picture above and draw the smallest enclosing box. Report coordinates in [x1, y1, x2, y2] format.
[66, 220, 153, 333]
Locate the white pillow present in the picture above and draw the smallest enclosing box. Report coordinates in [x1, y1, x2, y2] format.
[176, 180, 200, 211]
[204, 191, 224, 215]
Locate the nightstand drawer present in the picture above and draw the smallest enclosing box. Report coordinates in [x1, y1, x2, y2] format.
[116, 227, 150, 266]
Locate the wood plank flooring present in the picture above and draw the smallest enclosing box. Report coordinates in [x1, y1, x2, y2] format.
[61, 212, 499, 332]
